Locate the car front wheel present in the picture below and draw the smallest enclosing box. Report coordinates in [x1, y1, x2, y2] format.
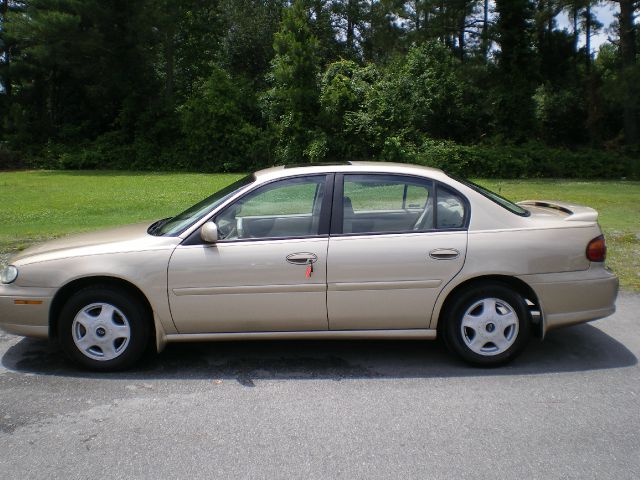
[58, 286, 149, 371]
[444, 284, 530, 366]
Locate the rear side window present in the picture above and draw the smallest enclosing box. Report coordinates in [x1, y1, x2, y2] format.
[344, 177, 431, 212]
[450, 175, 530, 217]
[337, 174, 468, 234]
[436, 186, 466, 229]
[341, 175, 433, 234]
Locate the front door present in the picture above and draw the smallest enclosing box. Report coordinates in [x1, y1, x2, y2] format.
[327, 174, 468, 330]
[168, 174, 331, 334]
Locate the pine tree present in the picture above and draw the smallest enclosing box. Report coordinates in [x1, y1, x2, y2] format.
[265, 0, 322, 163]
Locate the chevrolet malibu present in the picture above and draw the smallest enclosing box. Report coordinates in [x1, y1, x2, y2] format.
[0, 162, 619, 370]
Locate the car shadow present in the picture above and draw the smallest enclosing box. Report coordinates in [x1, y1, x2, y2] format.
[2, 323, 637, 385]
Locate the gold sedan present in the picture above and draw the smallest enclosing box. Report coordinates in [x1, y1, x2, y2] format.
[0, 163, 618, 370]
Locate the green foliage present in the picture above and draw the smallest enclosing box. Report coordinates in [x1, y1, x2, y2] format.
[319, 59, 379, 159]
[493, 0, 537, 138]
[533, 84, 589, 145]
[179, 67, 267, 171]
[369, 42, 479, 142]
[264, 0, 321, 164]
[1, 0, 639, 176]
[4, 0, 157, 141]
[220, 0, 282, 84]
[318, 43, 484, 160]
[413, 139, 639, 179]
[0, 142, 22, 169]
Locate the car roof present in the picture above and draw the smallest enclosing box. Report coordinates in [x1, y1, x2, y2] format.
[254, 161, 448, 182]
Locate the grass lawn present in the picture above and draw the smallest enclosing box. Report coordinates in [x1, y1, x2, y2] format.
[1, 171, 638, 291]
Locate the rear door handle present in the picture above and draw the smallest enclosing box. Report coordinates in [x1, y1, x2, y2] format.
[286, 252, 318, 265]
[429, 248, 460, 260]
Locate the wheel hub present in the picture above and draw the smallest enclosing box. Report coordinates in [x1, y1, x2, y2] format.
[71, 302, 131, 361]
[460, 297, 519, 356]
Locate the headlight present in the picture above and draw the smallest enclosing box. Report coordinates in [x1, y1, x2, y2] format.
[0, 265, 18, 284]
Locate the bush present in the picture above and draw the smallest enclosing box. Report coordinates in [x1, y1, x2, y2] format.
[179, 67, 269, 171]
[0, 143, 25, 170]
[410, 139, 638, 179]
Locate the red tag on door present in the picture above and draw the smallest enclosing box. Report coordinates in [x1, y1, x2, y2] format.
[305, 263, 313, 278]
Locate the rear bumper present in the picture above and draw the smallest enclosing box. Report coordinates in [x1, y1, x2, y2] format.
[0, 284, 54, 338]
[518, 266, 619, 336]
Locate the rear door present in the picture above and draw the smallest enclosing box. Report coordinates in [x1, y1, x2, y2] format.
[327, 173, 468, 330]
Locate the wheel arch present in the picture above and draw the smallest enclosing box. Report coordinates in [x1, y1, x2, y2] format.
[434, 274, 543, 338]
[49, 276, 156, 344]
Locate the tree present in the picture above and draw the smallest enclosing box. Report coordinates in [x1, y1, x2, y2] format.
[0, 0, 11, 97]
[319, 59, 379, 159]
[332, 0, 369, 58]
[493, 0, 537, 139]
[220, 0, 283, 85]
[0, 0, 16, 139]
[179, 67, 266, 171]
[481, 0, 490, 59]
[611, 0, 639, 144]
[264, 0, 322, 163]
[4, 0, 159, 143]
[345, 42, 481, 152]
[361, 0, 406, 62]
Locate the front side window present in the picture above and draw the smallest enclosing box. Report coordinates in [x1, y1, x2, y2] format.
[341, 175, 434, 234]
[215, 175, 326, 240]
[152, 174, 255, 236]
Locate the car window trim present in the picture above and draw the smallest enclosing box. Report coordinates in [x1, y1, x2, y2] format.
[181, 173, 334, 246]
[330, 173, 470, 237]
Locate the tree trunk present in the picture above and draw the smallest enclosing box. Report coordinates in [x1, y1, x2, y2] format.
[584, 4, 591, 71]
[0, 0, 10, 97]
[618, 0, 636, 67]
[617, 0, 637, 144]
[572, 5, 579, 53]
[346, 0, 355, 51]
[586, 71, 603, 145]
[458, 8, 465, 61]
[535, 0, 546, 54]
[164, 24, 175, 106]
[481, 0, 489, 60]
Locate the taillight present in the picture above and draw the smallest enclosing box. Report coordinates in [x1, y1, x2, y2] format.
[586, 235, 606, 262]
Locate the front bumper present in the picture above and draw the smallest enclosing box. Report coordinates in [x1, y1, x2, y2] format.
[0, 284, 55, 338]
[518, 266, 619, 337]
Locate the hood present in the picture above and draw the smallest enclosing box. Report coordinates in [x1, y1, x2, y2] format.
[11, 222, 179, 265]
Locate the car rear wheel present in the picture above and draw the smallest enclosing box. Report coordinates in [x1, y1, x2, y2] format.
[444, 284, 530, 366]
[58, 286, 149, 371]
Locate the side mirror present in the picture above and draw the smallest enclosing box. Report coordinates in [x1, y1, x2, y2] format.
[201, 222, 219, 244]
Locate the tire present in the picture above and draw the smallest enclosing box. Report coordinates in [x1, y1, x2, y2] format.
[58, 286, 150, 371]
[444, 284, 530, 367]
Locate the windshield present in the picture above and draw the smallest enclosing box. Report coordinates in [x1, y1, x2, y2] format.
[151, 174, 255, 236]
[449, 175, 530, 217]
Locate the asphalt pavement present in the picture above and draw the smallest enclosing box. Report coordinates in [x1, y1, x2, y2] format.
[1, 293, 639, 479]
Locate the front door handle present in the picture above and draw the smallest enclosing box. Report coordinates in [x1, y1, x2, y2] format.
[429, 248, 460, 260]
[286, 252, 318, 265]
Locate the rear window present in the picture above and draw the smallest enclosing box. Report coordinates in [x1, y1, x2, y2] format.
[449, 175, 530, 217]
